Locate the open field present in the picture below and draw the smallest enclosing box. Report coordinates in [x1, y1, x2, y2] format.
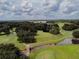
[36, 30, 72, 43]
[36, 23, 72, 43]
[0, 32, 25, 50]
[32, 23, 72, 47]
[30, 45, 79, 59]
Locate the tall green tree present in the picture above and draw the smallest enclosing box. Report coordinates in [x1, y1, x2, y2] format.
[0, 44, 29, 59]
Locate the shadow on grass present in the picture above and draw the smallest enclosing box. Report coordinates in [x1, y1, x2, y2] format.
[0, 34, 6, 36]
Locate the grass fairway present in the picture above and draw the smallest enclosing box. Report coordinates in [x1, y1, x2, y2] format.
[36, 30, 72, 43]
[30, 45, 79, 59]
[35, 23, 72, 44]
[0, 32, 25, 50]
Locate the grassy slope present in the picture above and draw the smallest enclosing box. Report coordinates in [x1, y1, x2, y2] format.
[33, 23, 72, 46]
[35, 23, 72, 43]
[30, 22, 77, 59]
[30, 45, 79, 59]
[0, 32, 25, 50]
[36, 30, 72, 43]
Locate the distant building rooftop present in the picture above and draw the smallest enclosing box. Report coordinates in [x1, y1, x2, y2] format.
[29, 20, 47, 23]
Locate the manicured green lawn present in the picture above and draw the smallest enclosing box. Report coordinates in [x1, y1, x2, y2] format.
[0, 32, 25, 50]
[30, 23, 78, 59]
[30, 45, 79, 59]
[36, 30, 72, 43]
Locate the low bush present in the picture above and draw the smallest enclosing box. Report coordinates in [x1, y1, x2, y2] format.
[72, 31, 79, 38]
[62, 23, 78, 31]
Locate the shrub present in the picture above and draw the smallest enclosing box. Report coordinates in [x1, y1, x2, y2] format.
[50, 24, 60, 35]
[62, 23, 78, 31]
[35, 23, 44, 30]
[72, 31, 79, 38]
[43, 23, 51, 32]
[0, 44, 28, 59]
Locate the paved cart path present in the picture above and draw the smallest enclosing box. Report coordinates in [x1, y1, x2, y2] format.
[22, 38, 73, 56]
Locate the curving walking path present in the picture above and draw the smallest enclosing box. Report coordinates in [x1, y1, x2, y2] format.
[22, 37, 73, 56]
[30, 38, 73, 52]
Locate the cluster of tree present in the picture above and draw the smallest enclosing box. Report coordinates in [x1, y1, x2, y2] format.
[0, 44, 28, 59]
[15, 22, 37, 43]
[0, 21, 37, 43]
[35, 23, 60, 35]
[35, 23, 44, 30]
[72, 30, 79, 44]
[0, 21, 61, 43]
[49, 24, 60, 35]
[0, 22, 19, 35]
[71, 21, 79, 28]
[0, 23, 11, 35]
[42, 23, 51, 32]
[72, 30, 79, 38]
[47, 20, 79, 23]
[62, 23, 78, 31]
[35, 23, 51, 32]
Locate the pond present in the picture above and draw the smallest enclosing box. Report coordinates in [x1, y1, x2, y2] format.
[56, 38, 72, 45]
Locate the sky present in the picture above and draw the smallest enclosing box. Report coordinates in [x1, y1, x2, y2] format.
[0, 0, 79, 20]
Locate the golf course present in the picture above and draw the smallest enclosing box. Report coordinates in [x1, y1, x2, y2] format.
[0, 23, 72, 50]
[30, 45, 79, 59]
[0, 0, 79, 58]
[0, 21, 79, 59]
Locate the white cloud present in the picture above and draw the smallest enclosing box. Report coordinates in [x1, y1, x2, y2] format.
[59, 0, 79, 15]
[0, 0, 7, 3]
[0, 0, 79, 20]
[11, 5, 16, 11]
[59, 0, 72, 13]
[70, 11, 79, 15]
[0, 12, 4, 16]
[21, 0, 29, 7]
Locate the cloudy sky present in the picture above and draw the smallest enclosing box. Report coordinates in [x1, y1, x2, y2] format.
[0, 0, 79, 20]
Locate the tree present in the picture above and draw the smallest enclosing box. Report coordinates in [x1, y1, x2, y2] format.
[0, 23, 11, 35]
[16, 30, 36, 43]
[42, 23, 51, 32]
[35, 23, 44, 30]
[72, 31, 79, 44]
[0, 44, 28, 59]
[50, 24, 60, 35]
[72, 31, 79, 38]
[15, 22, 37, 43]
[62, 23, 78, 31]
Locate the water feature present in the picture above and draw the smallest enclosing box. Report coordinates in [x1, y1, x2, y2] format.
[56, 38, 72, 45]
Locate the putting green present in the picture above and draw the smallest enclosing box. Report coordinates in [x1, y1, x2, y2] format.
[30, 45, 79, 59]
